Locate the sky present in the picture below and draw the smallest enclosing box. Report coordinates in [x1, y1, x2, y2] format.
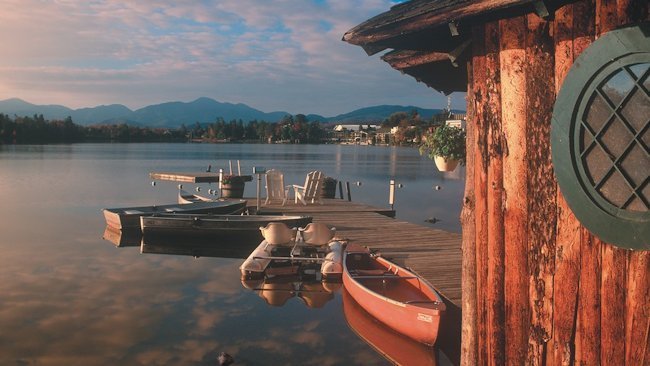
[0, 0, 465, 116]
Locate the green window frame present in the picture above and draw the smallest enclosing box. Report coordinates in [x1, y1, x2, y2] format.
[552, 22, 649, 250]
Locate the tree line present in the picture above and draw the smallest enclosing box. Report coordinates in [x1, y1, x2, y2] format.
[0, 110, 453, 145]
[0, 113, 327, 144]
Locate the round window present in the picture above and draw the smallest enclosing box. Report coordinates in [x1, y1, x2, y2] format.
[552, 22, 649, 250]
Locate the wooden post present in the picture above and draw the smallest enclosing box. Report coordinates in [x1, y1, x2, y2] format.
[237, 160, 241, 176]
[625, 251, 650, 364]
[484, 19, 505, 366]
[346, 181, 352, 201]
[460, 51, 477, 366]
[549, 4, 584, 364]
[338, 181, 344, 199]
[389, 179, 395, 210]
[525, 12, 556, 365]
[500, 16, 530, 365]
[229, 160, 233, 175]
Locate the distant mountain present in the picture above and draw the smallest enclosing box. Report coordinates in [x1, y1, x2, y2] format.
[0, 98, 75, 120]
[325, 105, 442, 123]
[128, 97, 290, 127]
[0, 97, 455, 127]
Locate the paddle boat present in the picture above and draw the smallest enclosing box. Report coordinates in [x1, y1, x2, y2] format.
[343, 243, 445, 346]
[240, 222, 345, 280]
[103, 199, 247, 230]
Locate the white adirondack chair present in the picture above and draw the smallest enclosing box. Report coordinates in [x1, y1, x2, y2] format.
[264, 169, 289, 205]
[291, 170, 325, 205]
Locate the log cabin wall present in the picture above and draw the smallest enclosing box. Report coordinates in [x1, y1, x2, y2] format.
[465, 1, 649, 365]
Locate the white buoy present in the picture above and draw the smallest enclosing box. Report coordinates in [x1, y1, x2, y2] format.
[151, 181, 156, 186]
[178, 184, 183, 190]
[434, 185, 442, 190]
[196, 187, 201, 192]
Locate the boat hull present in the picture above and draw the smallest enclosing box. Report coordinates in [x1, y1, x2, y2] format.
[343, 244, 445, 346]
[103, 200, 247, 230]
[140, 214, 312, 239]
[342, 289, 438, 365]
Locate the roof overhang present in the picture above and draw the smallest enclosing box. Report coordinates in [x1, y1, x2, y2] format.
[343, 0, 568, 93]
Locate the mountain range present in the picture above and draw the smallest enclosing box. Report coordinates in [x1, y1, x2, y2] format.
[0, 97, 446, 128]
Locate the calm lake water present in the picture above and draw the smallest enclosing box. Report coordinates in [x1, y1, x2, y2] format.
[0, 143, 464, 365]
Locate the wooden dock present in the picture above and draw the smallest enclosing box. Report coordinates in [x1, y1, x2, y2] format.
[259, 198, 462, 308]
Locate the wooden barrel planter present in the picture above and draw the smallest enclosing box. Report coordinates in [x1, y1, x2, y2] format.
[221, 181, 245, 198]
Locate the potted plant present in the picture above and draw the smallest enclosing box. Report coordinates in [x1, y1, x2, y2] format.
[220, 175, 246, 198]
[419, 124, 466, 172]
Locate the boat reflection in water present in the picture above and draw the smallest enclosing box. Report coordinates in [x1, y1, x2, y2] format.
[242, 274, 342, 308]
[342, 289, 440, 366]
[102, 226, 142, 247]
[139, 234, 260, 259]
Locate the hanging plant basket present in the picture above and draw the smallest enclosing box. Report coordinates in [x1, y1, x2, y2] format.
[434, 156, 459, 172]
[419, 124, 466, 172]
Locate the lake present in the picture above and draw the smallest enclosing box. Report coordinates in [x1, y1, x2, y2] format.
[0, 143, 464, 365]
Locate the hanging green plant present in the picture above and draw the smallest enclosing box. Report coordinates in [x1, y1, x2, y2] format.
[419, 125, 466, 170]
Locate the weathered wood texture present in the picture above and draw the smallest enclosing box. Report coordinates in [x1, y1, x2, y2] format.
[462, 1, 649, 365]
[470, 22, 490, 366]
[460, 46, 477, 366]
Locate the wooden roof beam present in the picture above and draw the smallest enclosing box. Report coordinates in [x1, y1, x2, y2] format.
[343, 0, 540, 46]
[381, 50, 450, 69]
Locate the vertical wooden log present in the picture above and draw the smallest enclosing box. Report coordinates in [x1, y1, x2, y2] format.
[525, 13, 556, 365]
[460, 55, 477, 366]
[472, 23, 490, 366]
[625, 251, 650, 365]
[576, 230, 602, 365]
[485, 19, 506, 366]
[600, 245, 627, 365]
[549, 4, 582, 365]
[499, 15, 530, 366]
[573, 3, 599, 365]
[616, 0, 649, 25]
[596, 0, 618, 35]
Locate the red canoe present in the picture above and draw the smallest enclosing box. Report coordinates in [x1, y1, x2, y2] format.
[342, 289, 438, 365]
[343, 243, 446, 346]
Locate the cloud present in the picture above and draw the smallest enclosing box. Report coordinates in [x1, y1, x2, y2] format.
[0, 0, 461, 116]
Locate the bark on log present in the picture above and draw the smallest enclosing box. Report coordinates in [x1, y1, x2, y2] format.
[460, 49, 478, 366]
[625, 251, 650, 365]
[471, 23, 490, 366]
[525, 12, 556, 365]
[499, 15, 530, 366]
[600, 245, 627, 365]
[549, 4, 582, 365]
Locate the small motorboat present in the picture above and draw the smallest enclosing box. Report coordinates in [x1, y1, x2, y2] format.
[140, 213, 312, 239]
[103, 199, 247, 230]
[343, 243, 445, 346]
[178, 189, 218, 204]
[342, 289, 438, 365]
[240, 222, 345, 279]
